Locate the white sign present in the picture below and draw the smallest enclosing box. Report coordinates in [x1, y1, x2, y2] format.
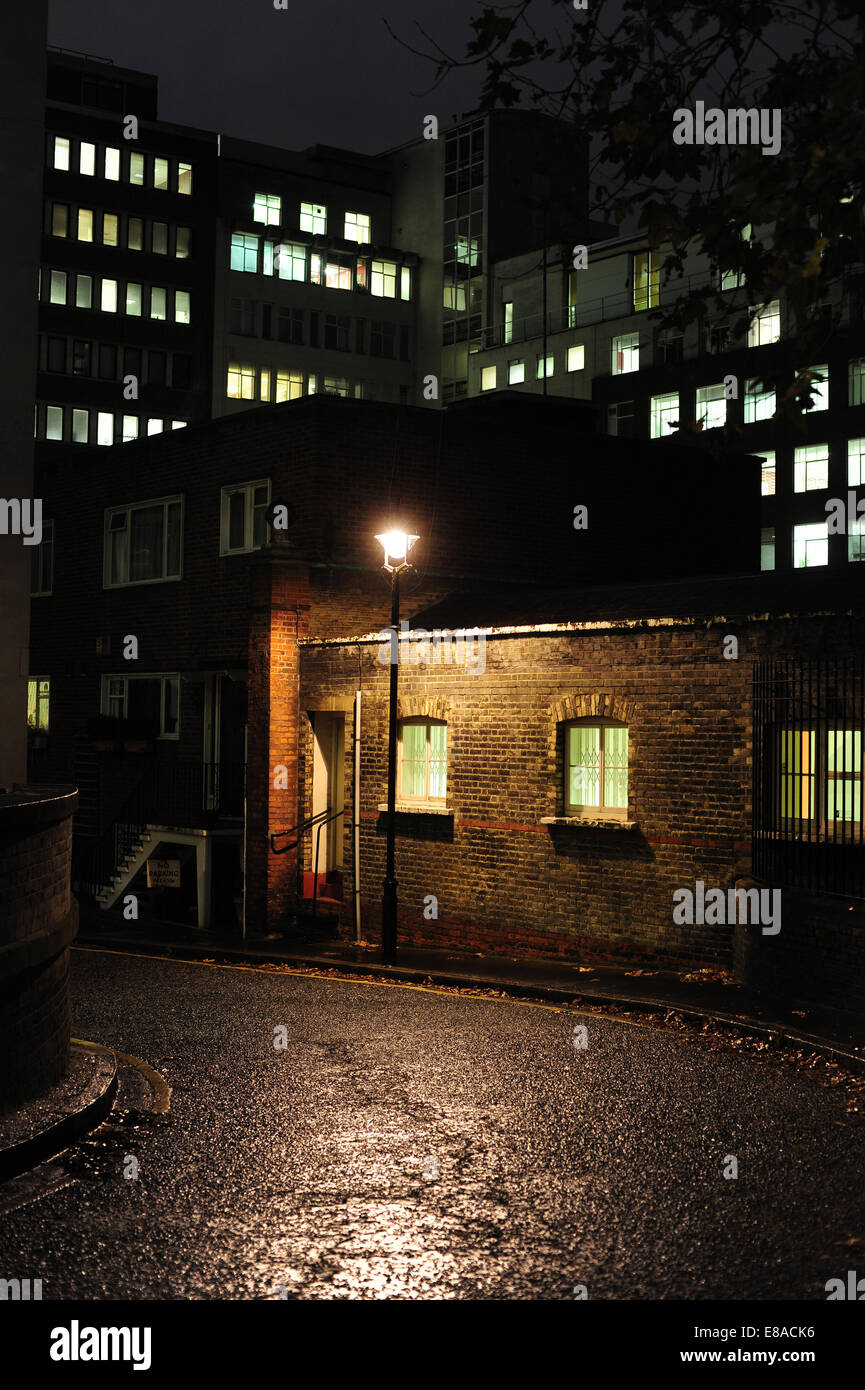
[146, 858, 181, 889]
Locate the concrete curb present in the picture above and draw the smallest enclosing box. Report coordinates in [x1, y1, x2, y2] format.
[74, 934, 865, 1074]
[0, 1043, 117, 1184]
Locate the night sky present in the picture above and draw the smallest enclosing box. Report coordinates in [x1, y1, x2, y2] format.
[47, 0, 486, 153]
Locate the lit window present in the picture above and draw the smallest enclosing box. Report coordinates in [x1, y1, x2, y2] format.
[127, 217, 144, 251]
[443, 278, 466, 311]
[508, 360, 524, 385]
[565, 720, 629, 818]
[175, 226, 191, 259]
[849, 359, 865, 408]
[177, 163, 192, 195]
[230, 232, 259, 274]
[104, 498, 183, 587]
[254, 192, 281, 225]
[260, 369, 271, 402]
[79, 142, 96, 176]
[400, 267, 411, 301]
[761, 526, 775, 571]
[122, 415, 139, 442]
[356, 259, 368, 291]
[633, 250, 659, 311]
[53, 136, 70, 171]
[324, 260, 353, 291]
[536, 354, 554, 380]
[759, 451, 776, 496]
[299, 202, 326, 234]
[97, 412, 114, 446]
[275, 371, 303, 402]
[101, 279, 117, 313]
[100, 674, 180, 737]
[77, 208, 94, 242]
[568, 270, 578, 328]
[152, 222, 168, 255]
[171, 420, 187, 430]
[129, 153, 145, 186]
[71, 408, 88, 443]
[720, 266, 746, 291]
[104, 147, 120, 180]
[154, 157, 169, 191]
[793, 522, 829, 568]
[150, 287, 167, 320]
[276, 241, 306, 281]
[456, 235, 478, 267]
[102, 213, 119, 247]
[503, 302, 513, 344]
[219, 480, 271, 555]
[27, 678, 50, 732]
[31, 521, 54, 597]
[51, 203, 68, 237]
[371, 259, 397, 298]
[848, 438, 865, 487]
[567, 345, 585, 373]
[49, 270, 67, 305]
[45, 405, 63, 441]
[125, 283, 142, 316]
[481, 365, 496, 391]
[695, 383, 727, 430]
[322, 376, 349, 396]
[612, 332, 639, 374]
[650, 392, 679, 437]
[748, 300, 781, 346]
[793, 444, 829, 493]
[398, 719, 447, 804]
[226, 363, 255, 400]
[344, 212, 370, 243]
[175, 290, 191, 324]
[310, 254, 322, 285]
[802, 365, 829, 412]
[744, 378, 775, 423]
[147, 419, 163, 435]
[75, 274, 92, 308]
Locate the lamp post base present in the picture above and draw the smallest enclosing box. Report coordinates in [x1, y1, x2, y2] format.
[381, 877, 398, 964]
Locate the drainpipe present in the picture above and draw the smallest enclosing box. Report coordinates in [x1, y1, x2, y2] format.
[353, 689, 362, 942]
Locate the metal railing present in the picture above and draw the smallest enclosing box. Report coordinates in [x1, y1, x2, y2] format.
[72, 760, 246, 900]
[753, 660, 865, 898]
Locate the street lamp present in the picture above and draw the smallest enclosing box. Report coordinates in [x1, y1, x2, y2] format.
[375, 529, 418, 963]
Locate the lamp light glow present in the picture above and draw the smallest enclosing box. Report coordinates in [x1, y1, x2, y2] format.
[376, 530, 418, 571]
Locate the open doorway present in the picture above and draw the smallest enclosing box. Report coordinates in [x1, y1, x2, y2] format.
[309, 711, 345, 902]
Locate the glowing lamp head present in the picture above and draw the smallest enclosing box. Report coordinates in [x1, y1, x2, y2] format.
[376, 530, 418, 571]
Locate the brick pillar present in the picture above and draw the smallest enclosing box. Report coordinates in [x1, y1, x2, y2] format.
[245, 549, 309, 935]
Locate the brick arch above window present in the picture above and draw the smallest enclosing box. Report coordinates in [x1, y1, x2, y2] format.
[552, 693, 634, 724]
[397, 695, 450, 722]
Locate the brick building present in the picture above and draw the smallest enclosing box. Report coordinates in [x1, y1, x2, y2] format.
[27, 390, 865, 1004]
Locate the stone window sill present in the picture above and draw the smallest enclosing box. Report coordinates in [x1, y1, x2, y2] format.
[377, 803, 454, 816]
[540, 816, 637, 831]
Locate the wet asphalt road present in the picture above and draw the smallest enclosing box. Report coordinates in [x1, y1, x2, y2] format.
[1, 947, 863, 1301]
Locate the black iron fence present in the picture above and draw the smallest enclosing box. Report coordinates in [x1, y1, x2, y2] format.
[753, 659, 865, 898]
[72, 760, 245, 900]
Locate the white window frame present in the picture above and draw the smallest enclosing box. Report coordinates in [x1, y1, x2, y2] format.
[397, 718, 448, 807]
[564, 718, 629, 820]
[793, 444, 829, 493]
[744, 378, 775, 423]
[219, 479, 272, 555]
[344, 211, 370, 243]
[567, 344, 585, 373]
[650, 392, 679, 438]
[227, 363, 256, 400]
[508, 359, 525, 385]
[793, 522, 829, 569]
[100, 673, 180, 740]
[481, 365, 496, 391]
[611, 332, 639, 375]
[254, 192, 282, 225]
[748, 300, 781, 347]
[299, 201, 327, 234]
[695, 383, 727, 431]
[103, 495, 184, 588]
[370, 259, 397, 298]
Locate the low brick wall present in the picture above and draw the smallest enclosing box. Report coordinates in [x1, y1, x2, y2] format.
[0, 787, 78, 1108]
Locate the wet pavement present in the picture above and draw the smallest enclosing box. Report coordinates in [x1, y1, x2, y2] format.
[1, 947, 863, 1300]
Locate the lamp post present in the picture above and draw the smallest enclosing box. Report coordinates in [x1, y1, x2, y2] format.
[375, 529, 418, 964]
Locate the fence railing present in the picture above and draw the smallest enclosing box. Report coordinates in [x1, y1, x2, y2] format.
[753, 660, 865, 898]
[72, 760, 246, 900]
